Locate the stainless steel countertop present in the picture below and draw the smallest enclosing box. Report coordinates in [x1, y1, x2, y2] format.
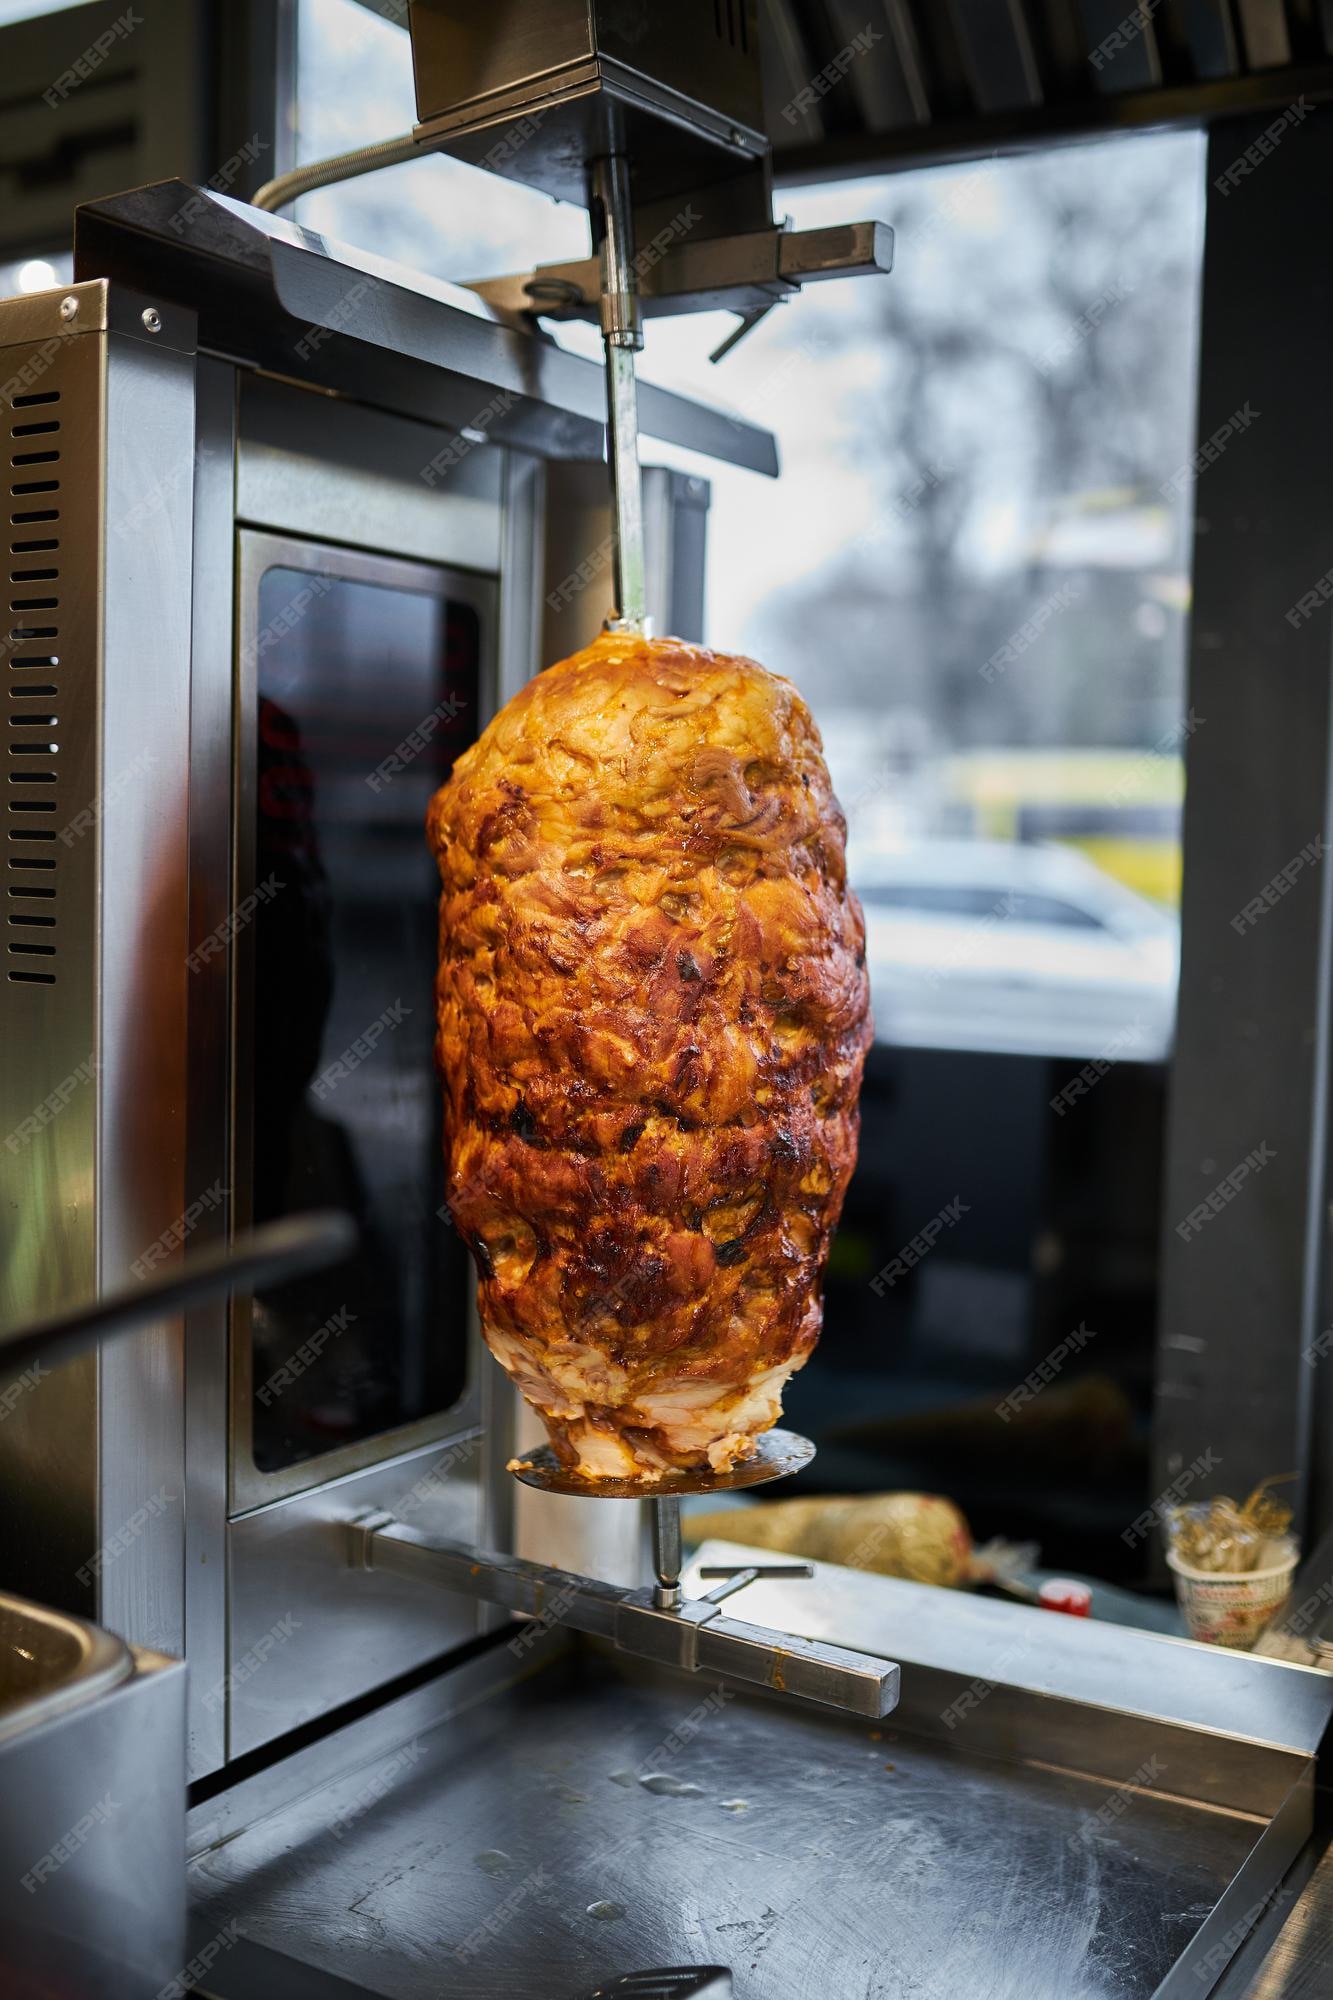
[189, 1645, 1261, 1999]
[182, 1542, 1333, 1998]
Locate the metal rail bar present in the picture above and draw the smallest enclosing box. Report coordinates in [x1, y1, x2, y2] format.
[0, 1212, 355, 1381]
[352, 1515, 900, 1719]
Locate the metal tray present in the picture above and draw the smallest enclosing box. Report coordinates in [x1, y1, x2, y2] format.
[182, 1544, 1333, 2000]
[0, 1596, 186, 1999]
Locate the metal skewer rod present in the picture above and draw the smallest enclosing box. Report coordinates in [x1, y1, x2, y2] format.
[592, 150, 648, 634]
[651, 1495, 683, 1609]
[0, 1211, 356, 1382]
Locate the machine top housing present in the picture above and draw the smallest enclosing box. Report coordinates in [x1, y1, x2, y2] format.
[409, 0, 767, 210]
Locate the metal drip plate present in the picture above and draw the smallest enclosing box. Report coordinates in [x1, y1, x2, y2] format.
[508, 1427, 814, 1499]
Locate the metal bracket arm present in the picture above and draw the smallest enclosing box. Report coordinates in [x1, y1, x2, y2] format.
[468, 220, 895, 325]
[352, 1515, 900, 1720]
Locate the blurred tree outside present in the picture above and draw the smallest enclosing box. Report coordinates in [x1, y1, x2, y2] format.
[746, 141, 1203, 760]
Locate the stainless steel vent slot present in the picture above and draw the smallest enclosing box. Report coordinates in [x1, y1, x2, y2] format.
[6, 386, 60, 987]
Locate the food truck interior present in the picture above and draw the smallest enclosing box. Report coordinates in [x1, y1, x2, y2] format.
[5, 2, 1333, 1996]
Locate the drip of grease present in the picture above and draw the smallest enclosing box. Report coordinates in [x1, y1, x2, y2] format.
[473, 1850, 513, 1876]
[638, 1773, 704, 1797]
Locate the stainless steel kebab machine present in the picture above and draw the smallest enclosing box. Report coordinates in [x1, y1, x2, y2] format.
[1, 3, 1331, 1996]
[339, 0, 899, 1705]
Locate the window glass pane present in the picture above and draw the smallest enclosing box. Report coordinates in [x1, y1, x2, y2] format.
[295, 0, 589, 278]
[631, 132, 1206, 1587]
[639, 132, 1202, 1067]
[0, 1, 98, 24]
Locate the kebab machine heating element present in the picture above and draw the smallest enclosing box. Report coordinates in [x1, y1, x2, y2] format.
[256, 0, 900, 1715]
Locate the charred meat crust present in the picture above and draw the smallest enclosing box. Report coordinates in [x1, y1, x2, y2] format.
[427, 631, 871, 1481]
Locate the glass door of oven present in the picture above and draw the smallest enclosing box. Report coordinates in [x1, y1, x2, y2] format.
[229, 531, 495, 1511]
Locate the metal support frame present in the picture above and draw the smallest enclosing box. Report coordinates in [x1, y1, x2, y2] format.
[1155, 103, 1333, 1543]
[467, 220, 894, 326]
[352, 1513, 901, 1719]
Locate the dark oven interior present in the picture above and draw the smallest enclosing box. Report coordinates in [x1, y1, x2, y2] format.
[242, 543, 484, 1479]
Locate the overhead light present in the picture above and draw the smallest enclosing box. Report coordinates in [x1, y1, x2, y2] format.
[17, 259, 58, 294]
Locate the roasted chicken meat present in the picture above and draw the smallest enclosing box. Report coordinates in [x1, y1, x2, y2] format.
[427, 631, 870, 1481]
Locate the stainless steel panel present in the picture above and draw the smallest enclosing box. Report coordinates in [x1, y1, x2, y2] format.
[188, 1626, 560, 1859]
[483, 447, 546, 1573]
[542, 460, 710, 659]
[97, 301, 197, 1661]
[687, 1542, 1333, 1800]
[77, 184, 782, 477]
[224, 513, 503, 1755]
[236, 372, 503, 572]
[409, 0, 767, 207]
[0, 287, 103, 1617]
[209, 400, 514, 1765]
[1, 1636, 186, 2000]
[497, 448, 546, 710]
[644, 467, 709, 644]
[513, 1394, 646, 1590]
[203, 406, 536, 1763]
[182, 354, 239, 1781]
[0, 282, 197, 1658]
[225, 1431, 485, 1759]
[409, 0, 596, 122]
